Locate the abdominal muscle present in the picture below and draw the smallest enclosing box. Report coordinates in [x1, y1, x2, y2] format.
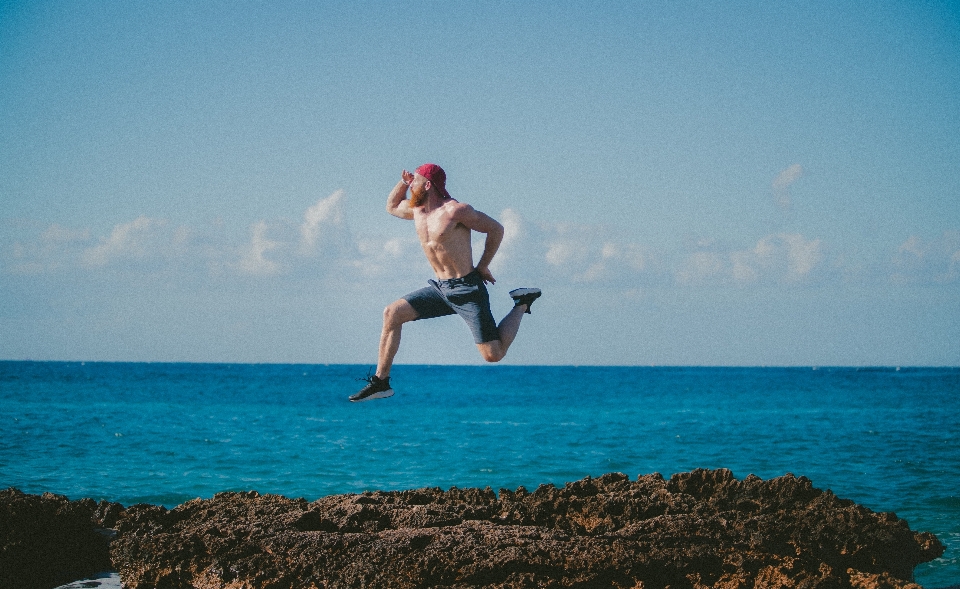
[419, 223, 475, 280]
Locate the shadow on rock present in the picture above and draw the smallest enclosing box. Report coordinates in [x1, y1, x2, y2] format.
[0, 488, 124, 589]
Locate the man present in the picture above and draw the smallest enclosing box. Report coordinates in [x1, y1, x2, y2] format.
[350, 163, 541, 402]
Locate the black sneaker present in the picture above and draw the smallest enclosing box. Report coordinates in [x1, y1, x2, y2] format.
[509, 287, 542, 314]
[349, 374, 394, 402]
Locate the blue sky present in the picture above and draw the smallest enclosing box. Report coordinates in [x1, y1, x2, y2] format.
[2, 0, 959, 365]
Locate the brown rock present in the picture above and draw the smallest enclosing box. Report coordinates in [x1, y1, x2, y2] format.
[108, 470, 944, 589]
[0, 487, 124, 589]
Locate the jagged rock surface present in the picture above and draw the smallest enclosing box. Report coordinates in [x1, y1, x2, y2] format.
[109, 469, 944, 589]
[0, 487, 125, 589]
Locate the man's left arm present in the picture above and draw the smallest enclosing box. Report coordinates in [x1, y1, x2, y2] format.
[456, 205, 504, 284]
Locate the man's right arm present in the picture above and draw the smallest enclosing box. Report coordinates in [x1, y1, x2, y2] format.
[386, 172, 414, 220]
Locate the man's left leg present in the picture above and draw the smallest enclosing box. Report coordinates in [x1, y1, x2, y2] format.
[477, 303, 527, 362]
[476, 288, 542, 362]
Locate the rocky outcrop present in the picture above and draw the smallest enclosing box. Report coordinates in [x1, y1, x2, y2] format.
[0, 488, 125, 589]
[109, 469, 944, 589]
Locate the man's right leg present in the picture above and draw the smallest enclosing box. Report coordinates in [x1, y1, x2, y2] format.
[376, 299, 419, 379]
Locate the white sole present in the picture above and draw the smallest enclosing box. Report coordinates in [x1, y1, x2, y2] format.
[509, 288, 541, 297]
[349, 388, 394, 402]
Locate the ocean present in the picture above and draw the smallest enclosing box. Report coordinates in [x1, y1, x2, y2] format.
[1, 362, 957, 587]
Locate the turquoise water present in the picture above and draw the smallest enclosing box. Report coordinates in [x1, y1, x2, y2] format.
[1, 362, 957, 587]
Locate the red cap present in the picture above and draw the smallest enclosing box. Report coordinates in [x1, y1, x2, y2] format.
[415, 163, 451, 199]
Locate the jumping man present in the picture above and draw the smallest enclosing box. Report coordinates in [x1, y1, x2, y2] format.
[350, 163, 541, 401]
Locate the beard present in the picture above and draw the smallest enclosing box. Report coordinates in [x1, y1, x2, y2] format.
[409, 186, 427, 207]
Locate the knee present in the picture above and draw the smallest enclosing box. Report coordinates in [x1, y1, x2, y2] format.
[382, 302, 407, 328]
[480, 345, 505, 363]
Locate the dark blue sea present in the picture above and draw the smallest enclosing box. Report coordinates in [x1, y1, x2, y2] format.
[1, 362, 957, 587]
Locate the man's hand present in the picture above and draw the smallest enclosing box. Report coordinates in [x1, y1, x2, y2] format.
[401, 169, 414, 186]
[452, 206, 504, 282]
[477, 265, 496, 285]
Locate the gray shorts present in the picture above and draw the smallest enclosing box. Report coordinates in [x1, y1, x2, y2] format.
[402, 270, 500, 344]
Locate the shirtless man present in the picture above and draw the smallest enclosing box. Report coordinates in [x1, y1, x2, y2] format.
[350, 163, 541, 402]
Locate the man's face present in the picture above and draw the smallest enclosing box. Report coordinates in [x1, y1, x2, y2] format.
[408, 173, 429, 207]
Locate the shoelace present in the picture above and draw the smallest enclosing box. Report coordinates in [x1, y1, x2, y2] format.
[358, 368, 390, 387]
[357, 368, 377, 385]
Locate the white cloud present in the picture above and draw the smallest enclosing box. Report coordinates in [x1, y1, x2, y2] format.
[600, 242, 618, 260]
[897, 235, 923, 258]
[772, 164, 803, 209]
[238, 221, 281, 275]
[382, 238, 404, 257]
[542, 223, 601, 269]
[620, 244, 651, 272]
[10, 196, 948, 297]
[730, 250, 758, 283]
[81, 216, 165, 267]
[353, 236, 418, 277]
[500, 208, 523, 248]
[891, 231, 960, 283]
[529, 220, 664, 285]
[781, 233, 823, 279]
[7, 223, 92, 273]
[300, 190, 346, 254]
[545, 239, 577, 267]
[488, 208, 523, 273]
[677, 233, 823, 285]
[3, 190, 401, 280]
[749, 233, 822, 282]
[579, 242, 655, 283]
[676, 251, 726, 284]
[463, 210, 658, 285]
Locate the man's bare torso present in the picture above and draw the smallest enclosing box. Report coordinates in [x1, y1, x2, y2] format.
[413, 199, 474, 280]
[386, 169, 503, 285]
